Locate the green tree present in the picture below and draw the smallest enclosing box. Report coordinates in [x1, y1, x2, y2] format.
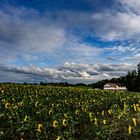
[137, 63, 140, 77]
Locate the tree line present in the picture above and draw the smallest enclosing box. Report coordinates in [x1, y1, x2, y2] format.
[1, 63, 140, 92]
[90, 63, 140, 92]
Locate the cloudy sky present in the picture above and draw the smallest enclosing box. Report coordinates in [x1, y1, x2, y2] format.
[0, 0, 140, 83]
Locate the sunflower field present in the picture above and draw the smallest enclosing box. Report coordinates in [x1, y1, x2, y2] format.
[1, 84, 140, 140]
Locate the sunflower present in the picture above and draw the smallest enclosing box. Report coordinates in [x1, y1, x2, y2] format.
[18, 102, 23, 107]
[108, 109, 112, 115]
[53, 120, 58, 128]
[75, 110, 80, 115]
[24, 115, 29, 122]
[48, 109, 53, 116]
[128, 125, 132, 135]
[133, 104, 137, 111]
[37, 124, 43, 133]
[1, 90, 4, 94]
[102, 111, 105, 116]
[138, 107, 140, 112]
[2, 99, 6, 104]
[90, 118, 93, 122]
[35, 101, 38, 107]
[132, 118, 137, 126]
[118, 112, 123, 120]
[5, 102, 10, 109]
[64, 113, 68, 118]
[94, 117, 98, 126]
[13, 105, 18, 109]
[56, 136, 61, 140]
[103, 119, 107, 125]
[89, 112, 93, 118]
[62, 119, 68, 127]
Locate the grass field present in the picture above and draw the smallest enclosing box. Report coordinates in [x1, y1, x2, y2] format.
[1, 84, 140, 140]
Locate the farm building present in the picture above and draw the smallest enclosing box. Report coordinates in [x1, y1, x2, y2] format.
[104, 83, 127, 91]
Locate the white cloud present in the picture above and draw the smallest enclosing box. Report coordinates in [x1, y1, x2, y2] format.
[21, 24, 66, 52]
[123, 52, 140, 62]
[105, 45, 136, 52]
[91, 11, 140, 41]
[0, 6, 67, 54]
[61, 42, 102, 63]
[0, 62, 134, 83]
[88, 0, 140, 41]
[119, 0, 140, 13]
[0, 6, 105, 65]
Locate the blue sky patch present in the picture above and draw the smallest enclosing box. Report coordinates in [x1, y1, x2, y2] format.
[0, 0, 139, 83]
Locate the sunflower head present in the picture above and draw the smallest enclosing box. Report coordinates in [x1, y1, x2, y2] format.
[128, 125, 132, 135]
[103, 119, 107, 125]
[94, 117, 98, 126]
[35, 101, 38, 107]
[37, 124, 43, 133]
[64, 113, 68, 118]
[5, 102, 10, 109]
[53, 120, 58, 128]
[18, 102, 23, 107]
[62, 119, 68, 127]
[24, 115, 29, 122]
[56, 136, 61, 140]
[48, 109, 53, 116]
[132, 117, 137, 126]
[133, 104, 137, 111]
[108, 109, 112, 115]
[75, 110, 80, 115]
[102, 111, 105, 116]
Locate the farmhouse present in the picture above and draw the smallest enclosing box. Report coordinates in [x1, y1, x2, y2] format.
[104, 83, 127, 91]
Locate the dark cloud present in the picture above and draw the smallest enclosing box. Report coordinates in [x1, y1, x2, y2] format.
[106, 57, 116, 61]
[0, 62, 134, 83]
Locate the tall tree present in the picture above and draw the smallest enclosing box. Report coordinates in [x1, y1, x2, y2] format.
[137, 63, 140, 77]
